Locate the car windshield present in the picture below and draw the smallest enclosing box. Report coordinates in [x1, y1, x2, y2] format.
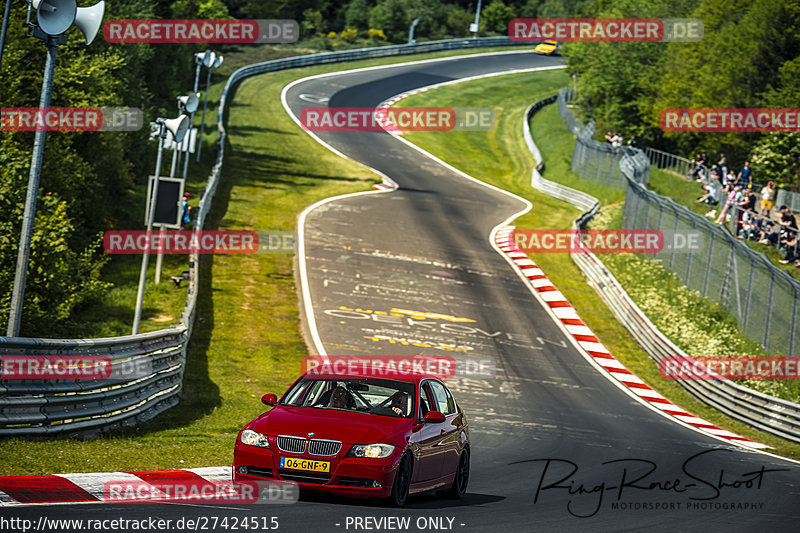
[280, 378, 415, 418]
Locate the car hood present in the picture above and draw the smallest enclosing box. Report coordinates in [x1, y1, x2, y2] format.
[251, 406, 410, 444]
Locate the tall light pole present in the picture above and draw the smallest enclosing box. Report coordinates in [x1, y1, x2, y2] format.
[408, 18, 419, 45]
[183, 50, 212, 179]
[471, 0, 483, 38]
[154, 92, 198, 285]
[0, 0, 13, 70]
[6, 0, 104, 337]
[132, 114, 188, 334]
[196, 53, 222, 163]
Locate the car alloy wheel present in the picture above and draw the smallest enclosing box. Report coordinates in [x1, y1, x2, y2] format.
[390, 453, 412, 507]
[448, 447, 470, 498]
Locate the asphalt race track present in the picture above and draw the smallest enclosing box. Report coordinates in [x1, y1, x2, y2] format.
[5, 51, 800, 532]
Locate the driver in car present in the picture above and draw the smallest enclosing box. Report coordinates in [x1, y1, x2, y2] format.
[390, 391, 408, 416]
[328, 386, 350, 409]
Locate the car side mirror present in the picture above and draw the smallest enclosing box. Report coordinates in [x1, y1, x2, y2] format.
[422, 410, 445, 424]
[261, 393, 278, 406]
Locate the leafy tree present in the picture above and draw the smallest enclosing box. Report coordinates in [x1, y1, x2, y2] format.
[345, 0, 372, 29]
[446, 5, 474, 36]
[368, 0, 408, 41]
[750, 133, 800, 191]
[482, 0, 514, 33]
[302, 8, 326, 36]
[518, 0, 543, 17]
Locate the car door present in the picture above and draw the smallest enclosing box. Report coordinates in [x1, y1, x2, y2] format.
[410, 381, 446, 483]
[428, 380, 462, 477]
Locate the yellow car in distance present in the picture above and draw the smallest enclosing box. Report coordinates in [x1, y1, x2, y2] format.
[534, 40, 560, 55]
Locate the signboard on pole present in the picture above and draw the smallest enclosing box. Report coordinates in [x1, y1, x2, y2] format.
[145, 176, 184, 229]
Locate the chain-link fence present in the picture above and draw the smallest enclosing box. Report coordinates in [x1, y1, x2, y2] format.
[561, 87, 800, 356]
[623, 180, 800, 356]
[558, 88, 648, 190]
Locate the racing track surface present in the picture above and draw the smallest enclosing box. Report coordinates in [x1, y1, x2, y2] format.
[5, 51, 800, 532]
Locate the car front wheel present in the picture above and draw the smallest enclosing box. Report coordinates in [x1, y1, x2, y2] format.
[389, 453, 412, 507]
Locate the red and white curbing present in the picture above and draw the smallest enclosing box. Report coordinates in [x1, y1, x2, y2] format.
[0, 466, 232, 506]
[371, 174, 398, 191]
[495, 225, 768, 449]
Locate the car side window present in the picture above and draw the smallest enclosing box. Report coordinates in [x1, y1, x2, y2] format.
[420, 384, 435, 417]
[429, 381, 455, 415]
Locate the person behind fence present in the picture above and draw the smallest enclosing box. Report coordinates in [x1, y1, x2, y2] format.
[760, 181, 776, 216]
[181, 192, 192, 229]
[759, 221, 778, 245]
[697, 183, 718, 210]
[779, 205, 798, 231]
[715, 185, 742, 225]
[742, 214, 763, 241]
[611, 132, 623, 154]
[737, 161, 752, 188]
[779, 230, 800, 265]
[717, 153, 727, 175]
[687, 153, 702, 179]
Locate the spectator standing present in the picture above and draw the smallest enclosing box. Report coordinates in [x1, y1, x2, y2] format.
[737, 161, 752, 187]
[715, 185, 742, 224]
[760, 181, 776, 216]
[745, 187, 757, 212]
[717, 153, 727, 175]
[181, 193, 192, 229]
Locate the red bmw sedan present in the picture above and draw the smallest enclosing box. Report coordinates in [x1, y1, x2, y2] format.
[233, 370, 470, 506]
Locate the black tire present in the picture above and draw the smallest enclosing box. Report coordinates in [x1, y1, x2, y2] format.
[447, 447, 470, 499]
[389, 453, 412, 507]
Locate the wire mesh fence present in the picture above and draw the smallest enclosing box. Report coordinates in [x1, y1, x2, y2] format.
[558, 89, 648, 190]
[559, 88, 800, 356]
[622, 162, 800, 356]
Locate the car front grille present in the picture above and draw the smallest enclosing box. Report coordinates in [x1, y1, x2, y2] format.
[276, 435, 342, 456]
[308, 439, 342, 456]
[277, 435, 306, 453]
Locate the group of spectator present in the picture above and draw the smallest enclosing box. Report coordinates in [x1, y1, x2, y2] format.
[605, 131, 637, 154]
[688, 152, 754, 189]
[696, 171, 800, 266]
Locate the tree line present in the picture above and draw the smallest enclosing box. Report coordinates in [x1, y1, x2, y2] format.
[562, 0, 800, 189]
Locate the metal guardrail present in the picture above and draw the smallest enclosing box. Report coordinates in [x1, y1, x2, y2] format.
[528, 90, 800, 444]
[0, 37, 529, 437]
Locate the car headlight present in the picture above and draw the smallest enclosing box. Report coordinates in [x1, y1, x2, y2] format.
[347, 443, 395, 459]
[240, 429, 270, 448]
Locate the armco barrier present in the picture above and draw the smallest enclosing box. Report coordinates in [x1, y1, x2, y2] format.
[527, 90, 800, 444]
[0, 37, 529, 437]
